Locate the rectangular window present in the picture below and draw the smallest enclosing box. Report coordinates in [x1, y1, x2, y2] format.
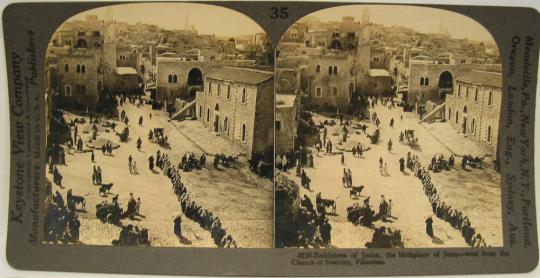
[64, 85, 72, 96]
[315, 87, 322, 98]
[275, 121, 282, 131]
[77, 85, 86, 95]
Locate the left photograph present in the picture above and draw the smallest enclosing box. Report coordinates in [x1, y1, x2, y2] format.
[43, 3, 274, 248]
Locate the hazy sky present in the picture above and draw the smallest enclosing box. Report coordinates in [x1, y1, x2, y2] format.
[70, 3, 264, 36]
[309, 5, 495, 43]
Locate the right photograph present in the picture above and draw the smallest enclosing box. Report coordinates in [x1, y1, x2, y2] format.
[275, 5, 503, 249]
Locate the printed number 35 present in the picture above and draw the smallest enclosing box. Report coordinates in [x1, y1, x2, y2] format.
[270, 7, 288, 19]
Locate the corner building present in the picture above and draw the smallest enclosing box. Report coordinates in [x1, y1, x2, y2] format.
[196, 67, 274, 156]
[445, 70, 502, 155]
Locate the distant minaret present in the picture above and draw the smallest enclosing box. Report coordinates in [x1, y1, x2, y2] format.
[104, 7, 115, 41]
[438, 17, 444, 34]
[184, 12, 190, 30]
[362, 8, 370, 25]
[360, 8, 371, 42]
[102, 6, 116, 91]
[105, 6, 113, 24]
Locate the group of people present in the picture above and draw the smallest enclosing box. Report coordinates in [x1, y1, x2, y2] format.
[179, 152, 205, 171]
[378, 157, 390, 176]
[418, 165, 488, 247]
[399, 129, 418, 146]
[428, 154, 454, 173]
[92, 165, 103, 185]
[44, 190, 81, 244]
[159, 151, 238, 248]
[365, 226, 403, 248]
[351, 144, 364, 157]
[342, 168, 353, 187]
[294, 194, 333, 248]
[101, 141, 114, 155]
[113, 224, 150, 246]
[52, 165, 63, 186]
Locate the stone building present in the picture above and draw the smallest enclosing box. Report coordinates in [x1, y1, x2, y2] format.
[155, 57, 256, 110]
[196, 67, 274, 156]
[366, 69, 393, 96]
[116, 45, 140, 69]
[113, 67, 140, 95]
[54, 50, 103, 107]
[276, 94, 299, 155]
[445, 70, 502, 155]
[305, 54, 356, 111]
[407, 63, 502, 106]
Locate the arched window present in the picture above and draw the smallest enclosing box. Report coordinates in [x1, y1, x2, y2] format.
[463, 106, 467, 113]
[425, 77, 429, 86]
[487, 126, 492, 142]
[488, 90, 493, 105]
[316, 65, 320, 73]
[206, 108, 210, 122]
[448, 108, 452, 120]
[64, 64, 69, 72]
[466, 86, 469, 99]
[173, 74, 177, 83]
[241, 124, 247, 142]
[475, 88, 478, 102]
[289, 29, 298, 38]
[199, 105, 202, 118]
[208, 82, 212, 94]
[420, 77, 424, 86]
[456, 111, 459, 124]
[224, 117, 229, 134]
[328, 66, 332, 75]
[471, 119, 476, 135]
[81, 64, 86, 74]
[168, 74, 173, 83]
[458, 84, 461, 96]
[76, 64, 81, 73]
[227, 85, 231, 99]
[242, 88, 247, 103]
[215, 103, 219, 111]
[333, 66, 338, 75]
[217, 84, 221, 96]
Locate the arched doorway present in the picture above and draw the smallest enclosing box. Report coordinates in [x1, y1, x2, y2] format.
[438, 71, 453, 100]
[330, 39, 342, 50]
[462, 106, 468, 134]
[224, 116, 229, 135]
[213, 103, 220, 132]
[188, 68, 203, 99]
[75, 38, 88, 48]
[188, 68, 203, 85]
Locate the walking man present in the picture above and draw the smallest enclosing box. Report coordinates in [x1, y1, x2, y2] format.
[137, 137, 142, 151]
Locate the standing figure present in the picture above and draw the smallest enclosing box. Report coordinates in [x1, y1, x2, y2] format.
[426, 217, 434, 237]
[174, 215, 183, 238]
[137, 137, 142, 151]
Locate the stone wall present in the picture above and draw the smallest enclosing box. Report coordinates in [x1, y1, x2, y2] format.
[196, 75, 272, 156]
[446, 80, 501, 155]
[56, 53, 102, 107]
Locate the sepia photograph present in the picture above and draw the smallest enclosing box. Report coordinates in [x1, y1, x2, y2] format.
[43, 3, 274, 248]
[275, 5, 503, 249]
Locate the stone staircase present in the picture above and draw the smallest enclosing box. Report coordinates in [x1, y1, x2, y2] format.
[170, 100, 196, 121]
[421, 102, 445, 123]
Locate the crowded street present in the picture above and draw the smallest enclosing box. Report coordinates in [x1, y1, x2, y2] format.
[46, 98, 273, 248]
[281, 99, 502, 248]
